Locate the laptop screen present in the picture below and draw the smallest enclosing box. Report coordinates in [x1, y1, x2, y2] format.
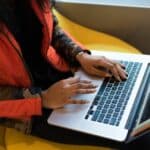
[138, 64, 150, 124]
[130, 64, 150, 138]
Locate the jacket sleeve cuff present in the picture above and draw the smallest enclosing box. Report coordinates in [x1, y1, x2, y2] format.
[34, 98, 42, 116]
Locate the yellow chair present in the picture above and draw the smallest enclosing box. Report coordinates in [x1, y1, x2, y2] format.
[0, 10, 140, 150]
[54, 10, 140, 54]
[0, 126, 5, 150]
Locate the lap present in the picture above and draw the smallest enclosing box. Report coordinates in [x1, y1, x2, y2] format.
[31, 109, 150, 149]
[31, 109, 115, 148]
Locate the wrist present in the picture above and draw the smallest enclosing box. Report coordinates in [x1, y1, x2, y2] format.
[41, 90, 48, 108]
[76, 51, 89, 64]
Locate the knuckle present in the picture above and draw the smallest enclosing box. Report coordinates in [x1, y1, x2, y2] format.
[75, 77, 80, 82]
[77, 83, 82, 88]
[60, 80, 66, 85]
[112, 64, 117, 70]
[98, 59, 103, 63]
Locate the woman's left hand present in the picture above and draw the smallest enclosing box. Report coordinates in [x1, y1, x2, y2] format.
[76, 52, 128, 81]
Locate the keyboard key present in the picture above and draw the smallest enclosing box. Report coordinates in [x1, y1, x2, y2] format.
[110, 118, 117, 125]
[106, 113, 111, 119]
[115, 107, 121, 112]
[92, 111, 100, 121]
[85, 61, 142, 127]
[106, 100, 111, 105]
[104, 104, 109, 109]
[108, 109, 113, 114]
[102, 109, 107, 114]
[103, 92, 109, 96]
[113, 112, 119, 118]
[85, 115, 89, 119]
[103, 119, 109, 124]
[97, 105, 103, 110]
[110, 104, 116, 108]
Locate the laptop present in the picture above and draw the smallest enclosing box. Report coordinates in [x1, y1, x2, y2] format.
[48, 50, 150, 142]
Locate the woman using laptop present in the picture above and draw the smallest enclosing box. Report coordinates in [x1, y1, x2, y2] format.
[0, 0, 127, 141]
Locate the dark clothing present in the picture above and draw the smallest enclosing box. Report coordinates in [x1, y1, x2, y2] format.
[31, 108, 150, 150]
[2, 0, 89, 90]
[5, 1, 73, 90]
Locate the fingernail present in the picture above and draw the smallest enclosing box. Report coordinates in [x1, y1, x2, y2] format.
[117, 76, 122, 81]
[122, 77, 127, 81]
[84, 100, 90, 104]
[122, 65, 126, 69]
[90, 89, 97, 93]
[92, 84, 98, 88]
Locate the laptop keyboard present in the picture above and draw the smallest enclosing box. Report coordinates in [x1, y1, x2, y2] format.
[85, 61, 142, 126]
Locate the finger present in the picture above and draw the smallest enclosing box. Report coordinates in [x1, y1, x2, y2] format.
[105, 58, 126, 70]
[116, 64, 128, 80]
[91, 67, 112, 78]
[64, 77, 80, 84]
[79, 80, 92, 84]
[120, 63, 126, 69]
[96, 57, 114, 70]
[75, 88, 97, 94]
[105, 58, 118, 65]
[67, 99, 89, 104]
[71, 82, 97, 90]
[104, 58, 124, 81]
[111, 65, 122, 81]
[106, 59, 128, 81]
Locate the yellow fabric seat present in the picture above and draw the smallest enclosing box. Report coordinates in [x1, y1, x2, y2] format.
[0, 10, 140, 150]
[0, 126, 5, 150]
[54, 10, 140, 54]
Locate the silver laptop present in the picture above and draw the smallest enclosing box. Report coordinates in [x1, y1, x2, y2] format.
[48, 51, 150, 142]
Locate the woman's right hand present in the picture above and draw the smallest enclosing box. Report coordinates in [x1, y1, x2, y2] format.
[41, 77, 97, 109]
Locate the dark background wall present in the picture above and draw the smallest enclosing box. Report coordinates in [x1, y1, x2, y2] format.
[55, 0, 150, 54]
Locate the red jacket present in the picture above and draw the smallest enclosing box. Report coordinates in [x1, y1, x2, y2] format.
[0, 0, 84, 119]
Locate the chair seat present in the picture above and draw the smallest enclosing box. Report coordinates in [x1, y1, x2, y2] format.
[53, 10, 140, 54]
[5, 128, 110, 150]
[2, 10, 140, 150]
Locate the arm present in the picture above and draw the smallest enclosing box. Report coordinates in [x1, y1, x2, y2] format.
[51, 13, 91, 68]
[0, 86, 42, 119]
[0, 98, 41, 118]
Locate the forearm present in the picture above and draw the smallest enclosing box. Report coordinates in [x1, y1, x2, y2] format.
[0, 86, 42, 119]
[0, 87, 42, 134]
[51, 13, 91, 67]
[0, 98, 42, 118]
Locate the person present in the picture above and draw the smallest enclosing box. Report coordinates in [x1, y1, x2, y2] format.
[0, 0, 127, 144]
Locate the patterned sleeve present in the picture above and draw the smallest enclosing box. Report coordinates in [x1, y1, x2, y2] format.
[51, 12, 91, 67]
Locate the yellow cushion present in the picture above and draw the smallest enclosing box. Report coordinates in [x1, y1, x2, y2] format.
[5, 128, 110, 150]
[0, 126, 5, 150]
[53, 10, 140, 54]
[4, 9, 141, 150]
